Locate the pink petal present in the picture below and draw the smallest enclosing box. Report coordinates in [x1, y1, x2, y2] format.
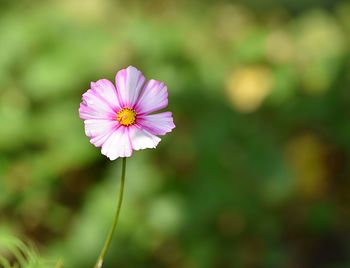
[80, 79, 120, 120]
[84, 119, 119, 147]
[90, 79, 121, 110]
[128, 125, 161, 151]
[90, 131, 114, 147]
[115, 66, 146, 108]
[79, 103, 115, 120]
[101, 126, 132, 160]
[134, 79, 168, 115]
[137, 112, 175, 136]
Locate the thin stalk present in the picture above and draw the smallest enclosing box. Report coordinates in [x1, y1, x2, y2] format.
[94, 157, 127, 268]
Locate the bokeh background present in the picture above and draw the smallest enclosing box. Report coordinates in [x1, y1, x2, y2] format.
[1, 0, 350, 267]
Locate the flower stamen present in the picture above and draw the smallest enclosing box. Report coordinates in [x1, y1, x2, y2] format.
[116, 108, 136, 126]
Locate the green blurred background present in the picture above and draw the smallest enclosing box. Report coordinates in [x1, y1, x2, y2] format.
[1, 0, 350, 267]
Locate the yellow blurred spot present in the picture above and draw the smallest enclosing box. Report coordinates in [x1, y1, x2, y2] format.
[285, 133, 329, 198]
[265, 30, 295, 64]
[216, 4, 253, 43]
[294, 11, 346, 94]
[226, 66, 274, 113]
[59, 0, 111, 22]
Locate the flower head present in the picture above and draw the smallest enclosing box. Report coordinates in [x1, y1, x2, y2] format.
[79, 66, 175, 160]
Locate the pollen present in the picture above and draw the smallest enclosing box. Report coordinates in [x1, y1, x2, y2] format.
[116, 108, 137, 126]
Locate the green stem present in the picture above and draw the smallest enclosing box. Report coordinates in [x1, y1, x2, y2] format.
[94, 157, 127, 268]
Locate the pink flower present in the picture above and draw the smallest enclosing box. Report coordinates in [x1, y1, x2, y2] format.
[79, 66, 175, 160]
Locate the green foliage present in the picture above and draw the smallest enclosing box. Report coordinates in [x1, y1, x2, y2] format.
[0, 235, 61, 268]
[1, 0, 350, 267]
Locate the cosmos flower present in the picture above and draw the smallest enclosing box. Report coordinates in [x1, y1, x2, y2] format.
[79, 66, 175, 160]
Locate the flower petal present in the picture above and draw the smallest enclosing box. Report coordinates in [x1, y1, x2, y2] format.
[129, 125, 161, 151]
[134, 79, 168, 115]
[137, 112, 175, 136]
[91, 79, 121, 110]
[80, 79, 120, 120]
[79, 103, 114, 120]
[84, 119, 117, 137]
[90, 131, 114, 147]
[101, 126, 132, 160]
[115, 66, 146, 108]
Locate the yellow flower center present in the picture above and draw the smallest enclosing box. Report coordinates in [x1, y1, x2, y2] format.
[116, 108, 136, 126]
